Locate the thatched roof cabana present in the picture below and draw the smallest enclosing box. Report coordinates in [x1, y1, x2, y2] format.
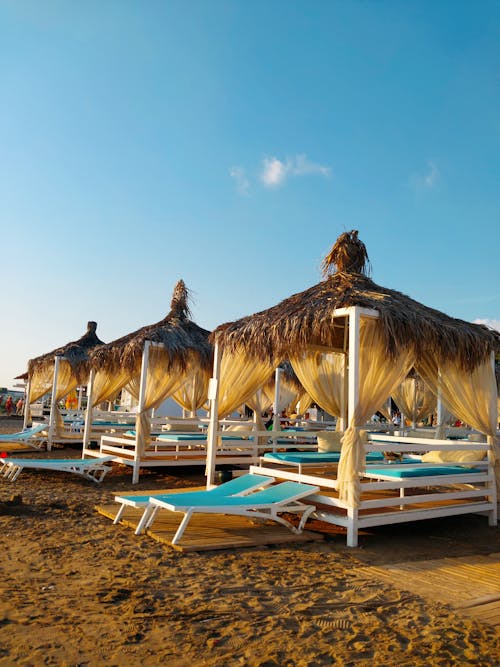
[82, 280, 213, 481]
[88, 280, 212, 377]
[26, 321, 105, 385]
[21, 321, 105, 403]
[212, 231, 499, 370]
[206, 231, 499, 506]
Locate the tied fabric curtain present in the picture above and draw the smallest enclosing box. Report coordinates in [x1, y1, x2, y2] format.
[135, 346, 197, 456]
[338, 319, 415, 507]
[392, 377, 435, 426]
[30, 360, 80, 436]
[217, 349, 276, 419]
[171, 367, 210, 413]
[290, 351, 346, 419]
[246, 389, 272, 431]
[416, 353, 499, 486]
[263, 379, 299, 419]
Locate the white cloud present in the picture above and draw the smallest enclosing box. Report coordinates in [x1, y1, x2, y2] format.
[229, 166, 250, 195]
[473, 318, 500, 332]
[411, 160, 440, 190]
[261, 154, 331, 188]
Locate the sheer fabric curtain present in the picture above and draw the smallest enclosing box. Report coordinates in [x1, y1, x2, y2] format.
[417, 354, 499, 485]
[290, 351, 346, 419]
[217, 349, 276, 419]
[392, 377, 435, 425]
[263, 380, 299, 417]
[338, 319, 415, 507]
[171, 366, 210, 413]
[135, 346, 194, 455]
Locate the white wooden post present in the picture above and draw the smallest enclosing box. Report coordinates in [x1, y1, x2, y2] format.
[271, 366, 283, 451]
[273, 367, 282, 431]
[436, 367, 443, 438]
[205, 343, 222, 488]
[347, 307, 360, 427]
[339, 352, 348, 431]
[133, 340, 150, 484]
[82, 368, 95, 457]
[47, 355, 61, 452]
[77, 385, 83, 411]
[23, 378, 31, 430]
[412, 378, 417, 429]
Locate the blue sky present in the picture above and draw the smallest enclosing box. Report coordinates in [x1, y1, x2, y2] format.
[1, 0, 499, 389]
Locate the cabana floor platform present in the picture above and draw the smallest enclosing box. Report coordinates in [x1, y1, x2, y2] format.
[361, 553, 500, 627]
[96, 488, 324, 552]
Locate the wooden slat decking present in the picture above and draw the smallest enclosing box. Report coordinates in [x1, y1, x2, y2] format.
[361, 553, 500, 627]
[97, 500, 324, 552]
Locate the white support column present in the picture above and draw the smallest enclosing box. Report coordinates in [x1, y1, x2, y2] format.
[412, 378, 417, 429]
[436, 367, 443, 438]
[23, 378, 31, 430]
[347, 307, 361, 427]
[82, 369, 95, 457]
[339, 352, 348, 431]
[77, 385, 83, 411]
[205, 343, 222, 488]
[47, 356, 61, 452]
[273, 366, 283, 429]
[133, 340, 150, 484]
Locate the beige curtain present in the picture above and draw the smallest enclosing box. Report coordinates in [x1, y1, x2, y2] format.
[263, 379, 299, 416]
[172, 367, 210, 413]
[135, 347, 195, 455]
[392, 377, 435, 425]
[246, 389, 273, 417]
[30, 360, 81, 436]
[218, 348, 276, 419]
[338, 319, 415, 507]
[290, 351, 346, 418]
[296, 390, 313, 415]
[417, 353, 499, 485]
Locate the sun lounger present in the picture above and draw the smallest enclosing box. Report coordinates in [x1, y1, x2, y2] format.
[0, 456, 114, 482]
[113, 472, 275, 526]
[0, 423, 48, 450]
[135, 480, 320, 544]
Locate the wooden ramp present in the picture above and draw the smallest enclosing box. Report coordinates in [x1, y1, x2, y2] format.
[361, 553, 500, 627]
[97, 502, 324, 552]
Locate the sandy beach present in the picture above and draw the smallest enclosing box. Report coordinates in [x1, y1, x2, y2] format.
[0, 417, 499, 666]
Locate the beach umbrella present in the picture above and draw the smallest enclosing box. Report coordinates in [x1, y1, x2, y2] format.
[84, 280, 212, 475]
[208, 230, 500, 501]
[19, 321, 105, 436]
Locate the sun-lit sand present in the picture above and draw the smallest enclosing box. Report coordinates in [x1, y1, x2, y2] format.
[0, 417, 498, 666]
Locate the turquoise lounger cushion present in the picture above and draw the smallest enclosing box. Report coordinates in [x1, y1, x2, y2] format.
[263, 451, 385, 464]
[157, 434, 251, 442]
[366, 465, 479, 478]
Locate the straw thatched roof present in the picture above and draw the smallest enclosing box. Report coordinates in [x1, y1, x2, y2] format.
[88, 280, 212, 374]
[212, 231, 500, 372]
[21, 321, 105, 383]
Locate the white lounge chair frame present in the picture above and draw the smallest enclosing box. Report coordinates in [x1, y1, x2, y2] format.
[0, 423, 49, 450]
[136, 480, 319, 544]
[113, 472, 275, 526]
[0, 456, 114, 483]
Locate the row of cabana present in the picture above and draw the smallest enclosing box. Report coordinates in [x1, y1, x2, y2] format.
[17, 231, 500, 506]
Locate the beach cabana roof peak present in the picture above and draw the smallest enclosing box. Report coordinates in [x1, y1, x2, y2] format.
[211, 231, 499, 371]
[26, 321, 105, 381]
[321, 229, 371, 278]
[89, 279, 212, 374]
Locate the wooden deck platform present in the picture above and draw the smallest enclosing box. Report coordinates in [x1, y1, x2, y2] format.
[361, 553, 500, 627]
[97, 498, 324, 552]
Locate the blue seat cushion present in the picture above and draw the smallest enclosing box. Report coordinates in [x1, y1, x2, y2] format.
[263, 451, 385, 464]
[366, 465, 479, 478]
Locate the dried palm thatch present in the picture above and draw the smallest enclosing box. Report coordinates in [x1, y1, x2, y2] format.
[88, 280, 212, 375]
[24, 321, 105, 384]
[212, 231, 499, 372]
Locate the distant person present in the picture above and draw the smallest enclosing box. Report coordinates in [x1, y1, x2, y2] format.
[16, 398, 24, 415]
[5, 396, 14, 416]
